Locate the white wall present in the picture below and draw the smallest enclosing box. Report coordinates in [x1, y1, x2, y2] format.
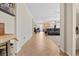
[65, 4, 76, 56]
[0, 11, 15, 34]
[65, 4, 73, 55]
[76, 38, 79, 49]
[76, 4, 79, 26]
[16, 3, 33, 52]
[60, 4, 66, 52]
[76, 4, 79, 50]
[76, 12, 79, 26]
[60, 4, 76, 56]
[76, 6, 79, 49]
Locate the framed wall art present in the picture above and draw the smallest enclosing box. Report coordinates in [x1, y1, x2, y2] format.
[0, 3, 15, 16]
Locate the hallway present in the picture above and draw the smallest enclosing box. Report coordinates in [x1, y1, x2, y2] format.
[17, 32, 60, 56]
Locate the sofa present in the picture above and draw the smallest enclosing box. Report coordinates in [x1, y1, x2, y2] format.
[46, 28, 60, 35]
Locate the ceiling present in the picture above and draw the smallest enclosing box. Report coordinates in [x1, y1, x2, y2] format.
[27, 3, 60, 23]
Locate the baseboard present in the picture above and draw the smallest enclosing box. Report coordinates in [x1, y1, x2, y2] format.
[16, 47, 21, 53]
[60, 47, 65, 53]
[65, 51, 71, 56]
[16, 34, 32, 54]
[60, 48, 69, 56]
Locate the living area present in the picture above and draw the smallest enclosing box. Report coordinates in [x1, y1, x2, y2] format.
[28, 3, 61, 51]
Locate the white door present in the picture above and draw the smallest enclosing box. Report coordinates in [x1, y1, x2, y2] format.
[60, 3, 76, 56]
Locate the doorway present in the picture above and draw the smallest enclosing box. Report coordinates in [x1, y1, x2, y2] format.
[76, 3, 79, 56]
[60, 3, 76, 56]
[28, 3, 61, 51]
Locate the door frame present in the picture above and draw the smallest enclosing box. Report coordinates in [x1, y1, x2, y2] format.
[60, 3, 76, 56]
